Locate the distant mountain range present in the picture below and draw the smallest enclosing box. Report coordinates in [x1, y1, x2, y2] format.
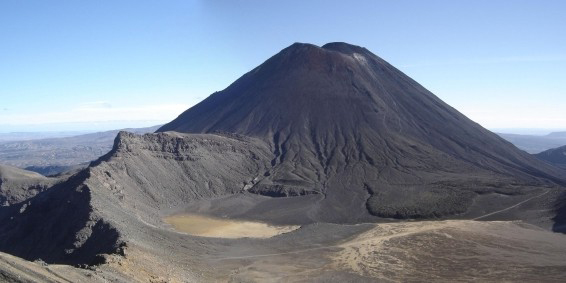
[0, 131, 88, 142]
[0, 125, 160, 175]
[497, 132, 566, 154]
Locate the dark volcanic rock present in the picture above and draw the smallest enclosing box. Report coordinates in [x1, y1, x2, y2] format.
[159, 42, 565, 219]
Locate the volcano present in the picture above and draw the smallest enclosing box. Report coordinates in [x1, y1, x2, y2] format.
[159, 42, 565, 219]
[0, 42, 565, 275]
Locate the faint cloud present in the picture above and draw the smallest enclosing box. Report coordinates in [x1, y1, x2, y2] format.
[77, 101, 113, 110]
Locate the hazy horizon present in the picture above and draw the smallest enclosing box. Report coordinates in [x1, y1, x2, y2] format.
[1, 125, 565, 137]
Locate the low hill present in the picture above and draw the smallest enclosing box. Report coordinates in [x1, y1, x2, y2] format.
[0, 164, 55, 206]
[536, 145, 566, 168]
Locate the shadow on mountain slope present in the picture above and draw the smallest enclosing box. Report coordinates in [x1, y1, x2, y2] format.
[553, 192, 566, 233]
[0, 170, 121, 265]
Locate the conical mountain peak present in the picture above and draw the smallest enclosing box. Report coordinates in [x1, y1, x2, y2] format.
[262, 42, 378, 75]
[283, 42, 371, 57]
[159, 42, 565, 219]
[159, 42, 435, 138]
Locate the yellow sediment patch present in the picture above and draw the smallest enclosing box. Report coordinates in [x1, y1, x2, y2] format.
[164, 214, 300, 239]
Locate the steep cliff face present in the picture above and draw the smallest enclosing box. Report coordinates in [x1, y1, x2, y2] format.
[84, 132, 272, 227]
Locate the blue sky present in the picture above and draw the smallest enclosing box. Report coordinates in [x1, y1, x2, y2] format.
[1, 0, 565, 133]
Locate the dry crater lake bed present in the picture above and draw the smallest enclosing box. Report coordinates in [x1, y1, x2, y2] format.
[163, 213, 301, 238]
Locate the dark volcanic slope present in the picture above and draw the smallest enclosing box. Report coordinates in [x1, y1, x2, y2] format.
[160, 42, 565, 219]
[537, 145, 566, 168]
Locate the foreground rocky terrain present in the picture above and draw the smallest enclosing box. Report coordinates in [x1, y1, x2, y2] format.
[0, 42, 565, 282]
[1, 220, 565, 282]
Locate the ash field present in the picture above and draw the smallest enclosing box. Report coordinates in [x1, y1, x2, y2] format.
[1, 42, 566, 282]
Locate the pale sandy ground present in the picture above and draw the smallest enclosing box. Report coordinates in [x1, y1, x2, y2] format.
[330, 220, 566, 282]
[164, 214, 300, 238]
[218, 220, 566, 282]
